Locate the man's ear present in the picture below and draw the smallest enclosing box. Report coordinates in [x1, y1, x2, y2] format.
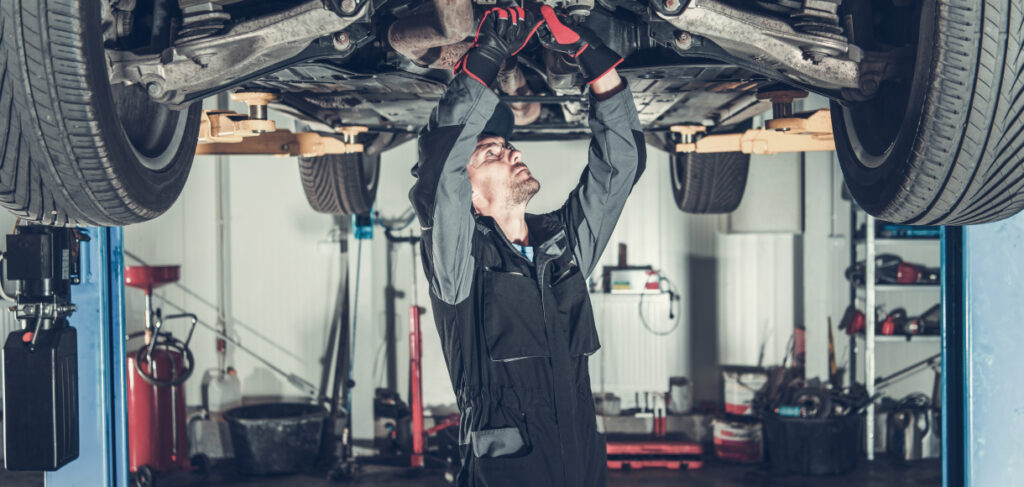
[471, 188, 485, 214]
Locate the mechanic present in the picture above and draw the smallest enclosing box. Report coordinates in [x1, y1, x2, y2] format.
[410, 6, 645, 486]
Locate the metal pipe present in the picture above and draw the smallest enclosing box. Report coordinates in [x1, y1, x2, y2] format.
[498, 95, 587, 103]
[388, 0, 475, 68]
[0, 253, 17, 303]
[144, 292, 154, 345]
[498, 61, 542, 126]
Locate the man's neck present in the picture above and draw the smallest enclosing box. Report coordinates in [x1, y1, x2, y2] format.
[487, 207, 530, 246]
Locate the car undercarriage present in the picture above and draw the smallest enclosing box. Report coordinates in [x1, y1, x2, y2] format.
[104, 0, 906, 138]
[3, 0, 1022, 226]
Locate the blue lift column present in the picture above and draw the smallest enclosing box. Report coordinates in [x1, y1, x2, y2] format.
[943, 212, 1024, 486]
[45, 227, 129, 486]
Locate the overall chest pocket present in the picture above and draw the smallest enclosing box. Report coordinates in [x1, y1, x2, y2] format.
[481, 270, 550, 362]
[550, 264, 601, 357]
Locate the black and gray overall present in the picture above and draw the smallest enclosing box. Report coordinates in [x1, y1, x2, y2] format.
[410, 74, 645, 487]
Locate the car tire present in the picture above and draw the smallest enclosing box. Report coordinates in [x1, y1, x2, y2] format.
[833, 0, 1024, 225]
[0, 0, 201, 226]
[669, 151, 750, 214]
[298, 152, 380, 215]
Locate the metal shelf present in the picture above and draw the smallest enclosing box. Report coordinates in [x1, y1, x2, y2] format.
[856, 284, 941, 292]
[849, 211, 944, 462]
[855, 238, 940, 245]
[855, 334, 940, 343]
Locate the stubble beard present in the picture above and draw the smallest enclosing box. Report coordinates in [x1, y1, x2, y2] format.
[508, 177, 541, 207]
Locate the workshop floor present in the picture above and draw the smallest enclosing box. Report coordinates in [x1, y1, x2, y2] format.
[0, 457, 941, 486]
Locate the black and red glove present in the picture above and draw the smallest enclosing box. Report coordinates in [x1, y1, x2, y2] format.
[537, 5, 623, 85]
[454, 7, 543, 87]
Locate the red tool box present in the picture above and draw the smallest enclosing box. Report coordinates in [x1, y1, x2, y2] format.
[606, 440, 704, 471]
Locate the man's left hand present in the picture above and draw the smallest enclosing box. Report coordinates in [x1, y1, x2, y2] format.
[455, 7, 543, 87]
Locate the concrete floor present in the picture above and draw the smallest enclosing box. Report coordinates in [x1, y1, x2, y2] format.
[1, 457, 941, 486]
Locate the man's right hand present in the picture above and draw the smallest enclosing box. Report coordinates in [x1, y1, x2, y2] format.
[455, 7, 542, 87]
[537, 5, 623, 85]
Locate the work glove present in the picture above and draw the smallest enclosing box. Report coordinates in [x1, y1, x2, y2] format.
[454, 7, 543, 87]
[537, 5, 623, 85]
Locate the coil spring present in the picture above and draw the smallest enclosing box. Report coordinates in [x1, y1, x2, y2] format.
[176, 2, 231, 44]
[755, 0, 846, 43]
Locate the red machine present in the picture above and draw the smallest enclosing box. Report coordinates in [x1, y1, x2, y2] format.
[606, 440, 704, 470]
[124, 266, 198, 487]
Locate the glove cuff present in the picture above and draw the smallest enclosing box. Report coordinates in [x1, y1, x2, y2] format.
[458, 49, 502, 87]
[578, 43, 623, 85]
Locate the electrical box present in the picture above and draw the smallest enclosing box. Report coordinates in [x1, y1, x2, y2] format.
[608, 267, 660, 294]
[3, 327, 79, 471]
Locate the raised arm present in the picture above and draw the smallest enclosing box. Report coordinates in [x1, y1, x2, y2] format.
[409, 7, 542, 305]
[557, 74, 646, 277]
[409, 76, 499, 305]
[537, 8, 645, 276]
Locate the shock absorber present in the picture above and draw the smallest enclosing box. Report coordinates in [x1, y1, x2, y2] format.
[176, 0, 232, 44]
[790, 0, 847, 61]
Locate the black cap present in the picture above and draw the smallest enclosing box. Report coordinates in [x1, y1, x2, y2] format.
[480, 102, 514, 141]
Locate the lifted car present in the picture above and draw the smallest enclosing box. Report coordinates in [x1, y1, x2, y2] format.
[1, 0, 1022, 224]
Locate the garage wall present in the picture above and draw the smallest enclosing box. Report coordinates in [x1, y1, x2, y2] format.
[371, 136, 799, 414]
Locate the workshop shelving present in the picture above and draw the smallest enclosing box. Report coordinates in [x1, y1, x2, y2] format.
[849, 208, 942, 462]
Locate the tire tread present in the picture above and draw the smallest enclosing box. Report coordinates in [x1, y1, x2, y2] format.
[298, 153, 379, 215]
[670, 151, 750, 214]
[1, 0, 196, 226]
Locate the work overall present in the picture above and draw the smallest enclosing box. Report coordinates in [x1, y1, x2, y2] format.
[410, 74, 645, 487]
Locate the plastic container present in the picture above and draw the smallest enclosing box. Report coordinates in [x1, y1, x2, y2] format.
[668, 377, 693, 414]
[721, 366, 768, 416]
[202, 369, 242, 419]
[224, 402, 328, 475]
[764, 413, 862, 475]
[712, 417, 763, 463]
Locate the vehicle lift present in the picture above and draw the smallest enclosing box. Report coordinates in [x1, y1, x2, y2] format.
[193, 91, 367, 157]
[0, 91, 1016, 486]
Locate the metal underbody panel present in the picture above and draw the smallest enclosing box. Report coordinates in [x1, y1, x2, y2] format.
[105, 0, 892, 139]
[253, 59, 773, 138]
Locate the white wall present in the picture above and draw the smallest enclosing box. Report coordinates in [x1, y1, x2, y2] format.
[373, 137, 802, 411]
[0, 98, 940, 443]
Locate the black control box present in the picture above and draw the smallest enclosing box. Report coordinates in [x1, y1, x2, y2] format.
[2, 327, 79, 471]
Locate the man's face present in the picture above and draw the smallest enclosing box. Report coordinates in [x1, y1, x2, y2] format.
[467, 136, 540, 210]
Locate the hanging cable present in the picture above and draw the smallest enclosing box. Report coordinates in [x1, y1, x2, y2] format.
[0, 253, 16, 303]
[638, 273, 681, 336]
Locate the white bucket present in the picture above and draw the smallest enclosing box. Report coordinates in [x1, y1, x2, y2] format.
[713, 418, 763, 463]
[668, 377, 692, 414]
[722, 366, 767, 416]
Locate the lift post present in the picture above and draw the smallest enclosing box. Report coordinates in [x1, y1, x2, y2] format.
[42, 227, 129, 486]
[942, 212, 1024, 486]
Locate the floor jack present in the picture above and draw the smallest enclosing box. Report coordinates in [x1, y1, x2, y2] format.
[123, 266, 200, 487]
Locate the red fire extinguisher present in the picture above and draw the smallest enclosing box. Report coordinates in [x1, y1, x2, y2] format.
[124, 266, 199, 487]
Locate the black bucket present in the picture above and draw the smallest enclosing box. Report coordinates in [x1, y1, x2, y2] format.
[224, 402, 328, 475]
[764, 413, 863, 475]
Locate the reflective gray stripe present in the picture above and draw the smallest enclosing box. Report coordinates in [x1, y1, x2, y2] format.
[471, 427, 525, 458]
[415, 76, 500, 305]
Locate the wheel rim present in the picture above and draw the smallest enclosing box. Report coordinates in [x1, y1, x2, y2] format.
[837, 1, 926, 170]
[841, 81, 913, 169]
[112, 84, 191, 171]
[670, 154, 685, 192]
[103, 0, 190, 172]
[360, 152, 379, 193]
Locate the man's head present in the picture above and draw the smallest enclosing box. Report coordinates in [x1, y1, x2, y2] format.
[467, 135, 540, 215]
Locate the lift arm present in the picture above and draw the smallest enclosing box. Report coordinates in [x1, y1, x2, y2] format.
[195, 91, 366, 157]
[673, 109, 835, 155]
